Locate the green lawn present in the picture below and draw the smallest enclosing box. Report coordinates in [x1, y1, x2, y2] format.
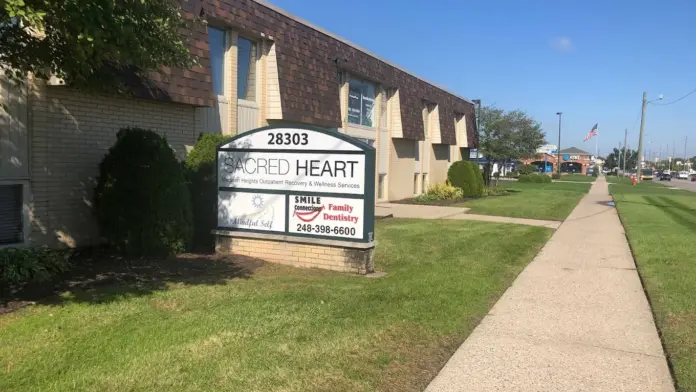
[0, 219, 552, 392]
[556, 173, 596, 182]
[606, 176, 664, 186]
[611, 183, 696, 392]
[459, 181, 591, 221]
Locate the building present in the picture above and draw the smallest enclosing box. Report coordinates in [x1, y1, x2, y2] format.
[0, 0, 477, 248]
[520, 146, 594, 174]
[558, 147, 594, 174]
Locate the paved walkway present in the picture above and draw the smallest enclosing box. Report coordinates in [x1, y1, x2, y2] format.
[375, 203, 561, 229]
[425, 177, 674, 392]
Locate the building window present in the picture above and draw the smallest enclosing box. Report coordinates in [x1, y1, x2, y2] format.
[413, 174, 419, 195]
[0, 184, 23, 245]
[238, 36, 257, 101]
[422, 173, 428, 193]
[378, 174, 386, 199]
[348, 77, 376, 127]
[208, 27, 226, 97]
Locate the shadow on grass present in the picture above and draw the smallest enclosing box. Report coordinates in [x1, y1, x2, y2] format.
[3, 249, 263, 310]
[642, 196, 696, 231]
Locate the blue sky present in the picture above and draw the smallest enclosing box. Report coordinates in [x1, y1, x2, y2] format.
[270, 0, 696, 159]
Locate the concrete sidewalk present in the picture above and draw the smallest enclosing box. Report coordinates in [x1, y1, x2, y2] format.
[425, 177, 674, 392]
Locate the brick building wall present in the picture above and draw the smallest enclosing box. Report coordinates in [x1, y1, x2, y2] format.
[28, 82, 197, 247]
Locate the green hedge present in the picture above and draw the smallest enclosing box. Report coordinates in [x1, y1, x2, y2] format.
[447, 161, 483, 197]
[185, 133, 232, 251]
[518, 173, 552, 183]
[94, 128, 192, 256]
[1, 247, 73, 297]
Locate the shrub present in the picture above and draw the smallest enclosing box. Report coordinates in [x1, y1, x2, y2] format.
[505, 170, 519, 178]
[592, 165, 599, 177]
[1, 247, 73, 297]
[493, 172, 501, 179]
[423, 182, 464, 200]
[551, 172, 561, 180]
[447, 161, 483, 197]
[185, 133, 232, 251]
[518, 163, 535, 175]
[94, 128, 192, 256]
[518, 173, 552, 183]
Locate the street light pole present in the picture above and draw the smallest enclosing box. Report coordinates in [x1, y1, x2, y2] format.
[472, 99, 481, 161]
[556, 112, 562, 174]
[637, 92, 648, 182]
[622, 128, 628, 175]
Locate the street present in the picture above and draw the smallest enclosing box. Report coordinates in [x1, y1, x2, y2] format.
[657, 177, 696, 192]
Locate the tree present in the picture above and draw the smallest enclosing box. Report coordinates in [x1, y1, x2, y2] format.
[478, 106, 545, 184]
[604, 147, 637, 172]
[0, 0, 196, 93]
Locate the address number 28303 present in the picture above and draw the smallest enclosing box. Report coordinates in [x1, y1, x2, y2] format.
[267, 132, 308, 146]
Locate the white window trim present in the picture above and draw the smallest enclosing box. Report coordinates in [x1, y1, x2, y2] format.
[0, 180, 31, 249]
[346, 74, 378, 129]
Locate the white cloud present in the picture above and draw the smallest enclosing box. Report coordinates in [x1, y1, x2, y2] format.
[549, 36, 573, 52]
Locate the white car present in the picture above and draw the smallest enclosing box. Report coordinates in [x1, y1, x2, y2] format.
[678, 171, 689, 180]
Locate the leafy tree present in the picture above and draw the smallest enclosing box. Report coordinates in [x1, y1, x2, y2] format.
[0, 0, 196, 92]
[478, 106, 545, 184]
[604, 148, 637, 171]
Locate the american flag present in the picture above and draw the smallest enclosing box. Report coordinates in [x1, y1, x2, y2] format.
[584, 123, 598, 141]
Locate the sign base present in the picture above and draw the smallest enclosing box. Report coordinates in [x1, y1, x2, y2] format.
[214, 230, 375, 275]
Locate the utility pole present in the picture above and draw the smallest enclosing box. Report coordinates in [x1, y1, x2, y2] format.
[556, 112, 563, 174]
[659, 144, 662, 170]
[622, 128, 628, 175]
[684, 136, 688, 171]
[636, 92, 648, 182]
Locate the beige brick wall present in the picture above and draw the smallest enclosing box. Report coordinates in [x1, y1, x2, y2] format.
[429, 144, 451, 185]
[28, 83, 197, 247]
[216, 236, 374, 274]
[389, 138, 416, 201]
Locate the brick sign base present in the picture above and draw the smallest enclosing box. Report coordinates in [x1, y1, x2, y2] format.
[214, 231, 375, 275]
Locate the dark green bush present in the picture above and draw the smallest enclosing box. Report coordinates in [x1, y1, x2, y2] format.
[185, 133, 232, 251]
[94, 128, 192, 256]
[551, 172, 561, 180]
[518, 173, 552, 183]
[447, 161, 483, 197]
[518, 164, 535, 175]
[592, 165, 599, 177]
[505, 170, 519, 178]
[493, 172, 501, 179]
[1, 247, 73, 297]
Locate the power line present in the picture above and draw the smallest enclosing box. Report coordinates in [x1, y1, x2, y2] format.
[650, 87, 696, 106]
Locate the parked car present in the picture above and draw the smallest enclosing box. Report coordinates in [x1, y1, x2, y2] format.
[678, 171, 689, 180]
[660, 172, 672, 181]
[691, 174, 696, 182]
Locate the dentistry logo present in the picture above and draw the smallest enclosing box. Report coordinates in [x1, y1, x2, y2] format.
[293, 196, 324, 222]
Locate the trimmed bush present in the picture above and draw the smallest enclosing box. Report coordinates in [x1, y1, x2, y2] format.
[551, 172, 561, 180]
[447, 161, 483, 197]
[185, 133, 232, 251]
[94, 128, 192, 256]
[421, 182, 464, 200]
[1, 247, 73, 297]
[518, 173, 552, 183]
[483, 186, 508, 196]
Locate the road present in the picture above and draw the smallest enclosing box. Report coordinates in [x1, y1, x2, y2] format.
[657, 177, 696, 192]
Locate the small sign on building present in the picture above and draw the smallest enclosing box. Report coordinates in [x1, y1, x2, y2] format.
[214, 125, 376, 274]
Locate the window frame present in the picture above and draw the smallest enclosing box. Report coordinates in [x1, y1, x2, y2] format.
[347, 75, 378, 128]
[0, 180, 30, 249]
[208, 26, 227, 100]
[237, 35, 259, 103]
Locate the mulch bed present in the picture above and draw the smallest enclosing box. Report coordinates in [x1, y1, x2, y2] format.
[1, 248, 264, 315]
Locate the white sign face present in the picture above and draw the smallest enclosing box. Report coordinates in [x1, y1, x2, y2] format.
[288, 195, 364, 240]
[216, 126, 375, 243]
[218, 152, 366, 195]
[217, 191, 286, 233]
